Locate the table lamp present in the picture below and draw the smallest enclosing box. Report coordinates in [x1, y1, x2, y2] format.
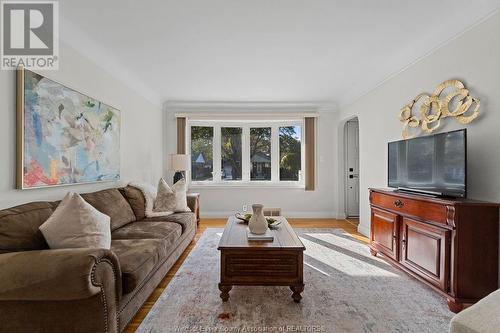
[169, 154, 189, 184]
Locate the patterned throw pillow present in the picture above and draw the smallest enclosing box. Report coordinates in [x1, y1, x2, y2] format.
[39, 192, 111, 249]
[153, 178, 175, 212]
[153, 178, 191, 213]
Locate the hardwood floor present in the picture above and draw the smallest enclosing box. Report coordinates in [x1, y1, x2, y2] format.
[124, 218, 368, 332]
[346, 217, 360, 225]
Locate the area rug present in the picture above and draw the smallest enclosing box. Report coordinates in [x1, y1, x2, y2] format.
[137, 228, 453, 333]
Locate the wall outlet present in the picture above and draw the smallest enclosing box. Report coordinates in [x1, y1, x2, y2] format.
[242, 204, 248, 212]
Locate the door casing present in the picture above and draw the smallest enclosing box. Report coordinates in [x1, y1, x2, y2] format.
[344, 119, 359, 217]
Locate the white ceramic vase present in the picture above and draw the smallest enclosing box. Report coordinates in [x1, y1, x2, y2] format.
[248, 204, 267, 234]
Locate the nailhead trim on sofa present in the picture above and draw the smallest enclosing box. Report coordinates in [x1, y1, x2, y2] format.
[91, 258, 120, 333]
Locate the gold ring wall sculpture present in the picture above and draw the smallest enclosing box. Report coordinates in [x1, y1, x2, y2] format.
[399, 80, 480, 139]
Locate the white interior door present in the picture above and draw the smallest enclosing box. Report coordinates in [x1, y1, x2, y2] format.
[345, 119, 359, 217]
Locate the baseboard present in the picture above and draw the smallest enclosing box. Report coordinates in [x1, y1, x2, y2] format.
[336, 212, 347, 219]
[200, 211, 340, 219]
[357, 224, 370, 237]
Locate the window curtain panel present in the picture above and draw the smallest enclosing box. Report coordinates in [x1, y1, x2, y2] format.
[177, 117, 186, 154]
[305, 117, 316, 191]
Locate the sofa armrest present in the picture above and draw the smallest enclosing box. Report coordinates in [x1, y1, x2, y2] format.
[187, 192, 200, 224]
[450, 289, 500, 333]
[0, 248, 121, 301]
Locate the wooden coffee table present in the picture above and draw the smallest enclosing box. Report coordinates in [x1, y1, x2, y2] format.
[217, 216, 305, 302]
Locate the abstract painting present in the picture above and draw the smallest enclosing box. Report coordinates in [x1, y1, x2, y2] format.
[16, 67, 120, 189]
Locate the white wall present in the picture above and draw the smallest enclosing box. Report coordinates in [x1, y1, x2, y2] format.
[339, 12, 500, 236]
[163, 108, 340, 218]
[0, 41, 163, 209]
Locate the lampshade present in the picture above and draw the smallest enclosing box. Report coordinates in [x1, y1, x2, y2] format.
[169, 154, 189, 171]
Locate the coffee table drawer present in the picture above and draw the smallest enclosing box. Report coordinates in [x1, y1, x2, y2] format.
[220, 250, 302, 285]
[226, 253, 298, 277]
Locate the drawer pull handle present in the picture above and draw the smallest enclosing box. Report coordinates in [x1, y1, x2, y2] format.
[394, 200, 404, 208]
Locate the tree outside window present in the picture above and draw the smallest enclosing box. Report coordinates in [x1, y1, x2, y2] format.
[279, 126, 301, 181]
[191, 126, 213, 181]
[221, 127, 242, 181]
[250, 127, 271, 181]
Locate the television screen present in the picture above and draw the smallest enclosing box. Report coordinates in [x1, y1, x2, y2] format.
[388, 129, 466, 198]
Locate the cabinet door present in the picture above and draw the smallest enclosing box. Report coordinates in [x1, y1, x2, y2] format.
[400, 217, 450, 291]
[370, 208, 399, 261]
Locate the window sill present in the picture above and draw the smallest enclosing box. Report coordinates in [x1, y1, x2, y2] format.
[188, 182, 305, 190]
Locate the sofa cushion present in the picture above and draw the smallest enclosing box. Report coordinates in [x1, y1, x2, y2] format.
[119, 186, 146, 221]
[0, 202, 52, 253]
[143, 212, 196, 233]
[174, 180, 190, 212]
[112, 222, 181, 251]
[111, 239, 165, 294]
[81, 188, 136, 231]
[40, 193, 111, 250]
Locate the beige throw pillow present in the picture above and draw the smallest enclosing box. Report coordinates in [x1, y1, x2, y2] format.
[153, 178, 191, 213]
[39, 192, 111, 249]
[153, 178, 175, 212]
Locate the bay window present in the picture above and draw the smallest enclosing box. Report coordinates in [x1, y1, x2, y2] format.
[188, 121, 304, 186]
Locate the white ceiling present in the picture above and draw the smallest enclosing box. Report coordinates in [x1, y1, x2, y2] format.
[60, 0, 500, 108]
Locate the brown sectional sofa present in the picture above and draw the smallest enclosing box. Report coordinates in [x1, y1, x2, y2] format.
[0, 186, 198, 333]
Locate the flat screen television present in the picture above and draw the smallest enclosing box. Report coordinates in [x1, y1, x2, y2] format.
[388, 129, 466, 198]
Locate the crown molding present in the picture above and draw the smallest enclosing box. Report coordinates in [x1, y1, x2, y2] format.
[165, 101, 337, 115]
